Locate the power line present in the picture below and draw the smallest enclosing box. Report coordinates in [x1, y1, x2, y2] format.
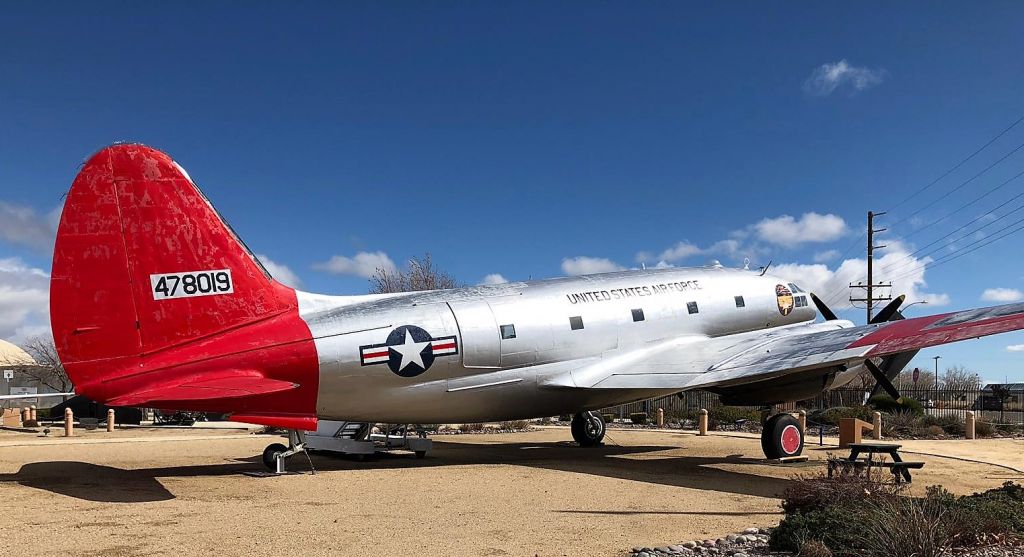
[886, 215, 1024, 284]
[886, 115, 1024, 214]
[900, 167, 1024, 240]
[889, 138, 1024, 229]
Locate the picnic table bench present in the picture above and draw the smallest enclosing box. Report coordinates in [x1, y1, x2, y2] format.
[827, 442, 925, 484]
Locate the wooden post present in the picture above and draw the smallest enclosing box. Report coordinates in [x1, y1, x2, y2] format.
[29, 405, 36, 422]
[698, 409, 708, 436]
[797, 410, 807, 433]
[657, 407, 664, 428]
[64, 407, 73, 437]
[965, 411, 975, 440]
[873, 411, 882, 440]
[107, 409, 115, 432]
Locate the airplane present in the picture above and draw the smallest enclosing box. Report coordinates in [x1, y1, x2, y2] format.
[47, 143, 1024, 471]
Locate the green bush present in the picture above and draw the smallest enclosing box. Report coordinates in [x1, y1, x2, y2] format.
[956, 482, 1024, 537]
[921, 414, 963, 435]
[813, 406, 874, 426]
[771, 504, 872, 555]
[882, 410, 924, 437]
[868, 394, 924, 416]
[629, 412, 648, 425]
[707, 406, 761, 429]
[975, 420, 994, 437]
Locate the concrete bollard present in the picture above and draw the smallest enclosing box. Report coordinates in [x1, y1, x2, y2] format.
[29, 405, 36, 422]
[107, 409, 115, 432]
[965, 411, 975, 440]
[698, 409, 708, 436]
[657, 407, 664, 428]
[21, 407, 29, 425]
[873, 411, 882, 440]
[797, 409, 807, 433]
[64, 407, 74, 437]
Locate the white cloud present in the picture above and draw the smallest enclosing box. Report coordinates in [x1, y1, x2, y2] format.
[561, 256, 625, 276]
[814, 249, 840, 263]
[479, 273, 508, 285]
[803, 59, 885, 96]
[772, 240, 949, 314]
[0, 202, 58, 252]
[0, 257, 51, 342]
[1007, 344, 1024, 352]
[755, 213, 847, 247]
[255, 254, 302, 288]
[313, 251, 396, 279]
[981, 288, 1023, 303]
[657, 241, 703, 263]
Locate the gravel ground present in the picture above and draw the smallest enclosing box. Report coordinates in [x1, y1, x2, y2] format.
[1, 426, 1020, 556]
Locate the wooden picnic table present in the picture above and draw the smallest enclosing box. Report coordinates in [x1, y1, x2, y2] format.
[829, 441, 925, 484]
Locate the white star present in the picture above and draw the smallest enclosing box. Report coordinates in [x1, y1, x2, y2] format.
[389, 329, 430, 371]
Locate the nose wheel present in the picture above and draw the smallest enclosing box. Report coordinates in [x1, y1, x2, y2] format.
[571, 411, 606, 447]
[761, 413, 804, 459]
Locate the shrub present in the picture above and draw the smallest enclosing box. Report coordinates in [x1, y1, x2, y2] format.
[859, 490, 960, 557]
[770, 504, 872, 555]
[813, 406, 874, 426]
[780, 469, 901, 516]
[869, 394, 924, 416]
[707, 406, 761, 429]
[798, 539, 833, 557]
[955, 481, 1024, 537]
[457, 422, 484, 433]
[974, 420, 994, 437]
[882, 410, 923, 437]
[629, 412, 648, 425]
[601, 413, 617, 424]
[921, 414, 963, 435]
[924, 425, 945, 437]
[498, 420, 530, 430]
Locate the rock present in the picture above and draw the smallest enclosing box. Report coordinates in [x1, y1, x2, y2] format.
[656, 547, 672, 554]
[703, 540, 716, 548]
[725, 534, 738, 542]
[732, 553, 748, 557]
[706, 549, 719, 555]
[637, 552, 650, 557]
[743, 528, 759, 535]
[681, 542, 698, 549]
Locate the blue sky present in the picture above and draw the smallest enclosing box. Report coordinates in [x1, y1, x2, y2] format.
[2, 3, 1024, 381]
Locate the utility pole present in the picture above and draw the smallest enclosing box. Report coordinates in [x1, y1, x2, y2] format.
[850, 211, 892, 323]
[933, 355, 941, 377]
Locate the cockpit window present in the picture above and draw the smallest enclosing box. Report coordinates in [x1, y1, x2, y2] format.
[788, 283, 805, 294]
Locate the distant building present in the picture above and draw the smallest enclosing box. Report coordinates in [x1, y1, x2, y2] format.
[0, 339, 64, 408]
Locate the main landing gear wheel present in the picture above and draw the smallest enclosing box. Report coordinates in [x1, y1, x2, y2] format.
[761, 414, 804, 459]
[571, 411, 606, 447]
[261, 430, 316, 474]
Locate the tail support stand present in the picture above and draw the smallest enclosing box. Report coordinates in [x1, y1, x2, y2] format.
[275, 430, 317, 475]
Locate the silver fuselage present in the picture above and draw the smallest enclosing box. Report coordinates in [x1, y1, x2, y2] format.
[298, 267, 821, 423]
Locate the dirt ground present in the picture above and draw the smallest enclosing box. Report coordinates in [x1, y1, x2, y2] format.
[1, 426, 1021, 557]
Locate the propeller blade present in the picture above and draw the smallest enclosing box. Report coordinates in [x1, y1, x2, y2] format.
[870, 294, 907, 324]
[864, 358, 902, 401]
[810, 293, 838, 321]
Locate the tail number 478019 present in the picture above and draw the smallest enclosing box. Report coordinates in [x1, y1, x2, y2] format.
[151, 270, 233, 300]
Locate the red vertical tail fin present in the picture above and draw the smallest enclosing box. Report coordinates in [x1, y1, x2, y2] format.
[51, 144, 317, 422]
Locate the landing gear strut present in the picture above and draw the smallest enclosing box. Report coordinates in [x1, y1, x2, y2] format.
[571, 411, 606, 447]
[262, 430, 316, 474]
[760, 412, 804, 460]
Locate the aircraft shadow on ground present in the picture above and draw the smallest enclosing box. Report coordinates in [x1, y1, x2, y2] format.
[0, 439, 802, 503]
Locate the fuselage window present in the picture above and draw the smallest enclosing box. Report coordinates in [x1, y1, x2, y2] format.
[500, 324, 516, 339]
[794, 295, 808, 308]
[569, 316, 584, 330]
[687, 301, 699, 314]
[734, 296, 745, 308]
[631, 308, 645, 322]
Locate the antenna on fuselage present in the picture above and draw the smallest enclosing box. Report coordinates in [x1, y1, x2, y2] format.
[759, 260, 772, 276]
[743, 258, 750, 270]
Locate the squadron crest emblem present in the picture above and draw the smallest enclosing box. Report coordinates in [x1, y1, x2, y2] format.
[776, 284, 794, 316]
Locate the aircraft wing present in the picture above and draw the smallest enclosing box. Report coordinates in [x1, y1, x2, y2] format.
[547, 301, 1024, 391]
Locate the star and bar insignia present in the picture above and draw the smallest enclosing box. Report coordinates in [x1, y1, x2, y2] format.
[359, 324, 459, 377]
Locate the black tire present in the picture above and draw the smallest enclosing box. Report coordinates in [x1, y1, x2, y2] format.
[761, 414, 803, 459]
[415, 450, 427, 459]
[262, 443, 288, 470]
[571, 411, 606, 447]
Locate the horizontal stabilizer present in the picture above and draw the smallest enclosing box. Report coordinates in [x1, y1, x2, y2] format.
[106, 370, 298, 407]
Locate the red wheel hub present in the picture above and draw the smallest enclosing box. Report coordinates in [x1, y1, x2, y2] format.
[780, 424, 801, 455]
